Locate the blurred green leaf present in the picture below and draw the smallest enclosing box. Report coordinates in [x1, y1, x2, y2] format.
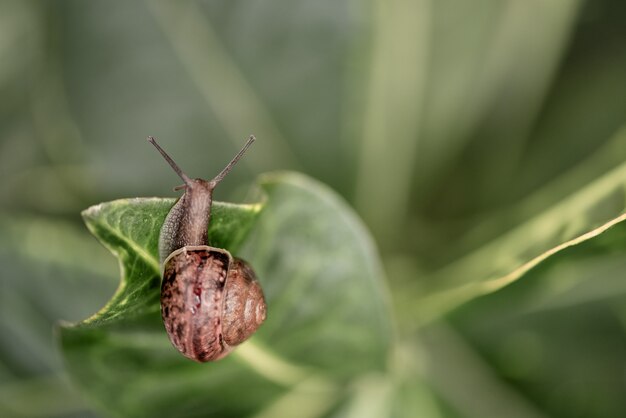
[0, 215, 116, 378]
[447, 223, 626, 417]
[403, 151, 626, 324]
[0, 374, 88, 418]
[146, 1, 299, 170]
[60, 172, 392, 417]
[418, 325, 550, 418]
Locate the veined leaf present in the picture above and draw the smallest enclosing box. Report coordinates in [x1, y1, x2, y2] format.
[59, 172, 392, 418]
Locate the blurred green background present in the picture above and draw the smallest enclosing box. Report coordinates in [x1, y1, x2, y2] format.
[1, 0, 625, 417]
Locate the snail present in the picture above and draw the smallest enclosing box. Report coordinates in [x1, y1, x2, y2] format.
[147, 135, 266, 362]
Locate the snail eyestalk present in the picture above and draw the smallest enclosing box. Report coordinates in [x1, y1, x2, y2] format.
[147, 136, 193, 186]
[210, 135, 256, 187]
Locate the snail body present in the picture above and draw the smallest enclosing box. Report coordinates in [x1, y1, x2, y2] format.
[148, 136, 266, 362]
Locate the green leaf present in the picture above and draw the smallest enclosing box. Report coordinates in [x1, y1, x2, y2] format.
[404, 154, 626, 325]
[59, 172, 392, 418]
[445, 227, 626, 417]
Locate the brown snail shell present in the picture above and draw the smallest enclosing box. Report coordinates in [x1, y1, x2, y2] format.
[161, 246, 266, 362]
